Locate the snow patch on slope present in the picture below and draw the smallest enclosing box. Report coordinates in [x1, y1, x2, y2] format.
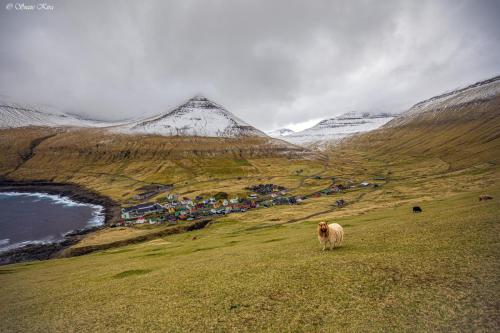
[283, 111, 396, 145]
[0, 100, 115, 129]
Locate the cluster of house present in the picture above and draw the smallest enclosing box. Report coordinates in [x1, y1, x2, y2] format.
[116, 179, 374, 226]
[245, 183, 286, 195]
[305, 183, 347, 198]
[118, 190, 300, 226]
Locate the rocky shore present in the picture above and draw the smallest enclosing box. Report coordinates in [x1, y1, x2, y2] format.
[0, 227, 102, 265]
[0, 178, 121, 265]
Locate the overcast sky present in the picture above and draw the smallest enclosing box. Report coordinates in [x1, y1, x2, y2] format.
[1, 0, 499, 131]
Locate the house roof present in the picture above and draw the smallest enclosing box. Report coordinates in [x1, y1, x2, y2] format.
[122, 202, 162, 213]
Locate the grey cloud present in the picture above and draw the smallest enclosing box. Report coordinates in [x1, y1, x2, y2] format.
[0, 0, 499, 130]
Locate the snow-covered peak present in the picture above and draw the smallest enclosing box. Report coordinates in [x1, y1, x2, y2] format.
[178, 94, 222, 109]
[266, 128, 295, 138]
[281, 111, 396, 145]
[113, 95, 267, 138]
[388, 75, 500, 127]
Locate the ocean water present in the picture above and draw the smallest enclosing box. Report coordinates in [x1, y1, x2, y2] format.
[0, 192, 104, 252]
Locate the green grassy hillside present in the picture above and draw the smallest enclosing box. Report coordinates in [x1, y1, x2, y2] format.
[0, 171, 498, 331]
[342, 96, 500, 170]
[1, 121, 499, 331]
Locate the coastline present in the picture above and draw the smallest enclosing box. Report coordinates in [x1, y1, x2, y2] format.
[0, 178, 121, 265]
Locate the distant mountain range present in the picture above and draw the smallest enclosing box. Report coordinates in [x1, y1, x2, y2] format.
[0, 98, 397, 145]
[2, 75, 499, 146]
[267, 76, 500, 146]
[0, 95, 266, 138]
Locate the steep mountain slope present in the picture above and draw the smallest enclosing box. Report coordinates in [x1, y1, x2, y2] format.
[0, 100, 113, 128]
[284, 111, 395, 145]
[113, 95, 267, 138]
[342, 76, 500, 169]
[386, 75, 500, 127]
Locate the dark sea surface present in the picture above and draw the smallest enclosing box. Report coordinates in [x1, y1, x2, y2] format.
[0, 192, 104, 251]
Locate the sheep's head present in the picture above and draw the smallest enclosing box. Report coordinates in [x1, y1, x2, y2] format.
[317, 222, 329, 235]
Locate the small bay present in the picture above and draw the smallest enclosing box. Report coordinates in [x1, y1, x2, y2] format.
[0, 192, 104, 252]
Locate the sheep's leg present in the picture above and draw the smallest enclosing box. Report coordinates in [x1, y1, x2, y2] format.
[330, 242, 334, 250]
[322, 243, 326, 251]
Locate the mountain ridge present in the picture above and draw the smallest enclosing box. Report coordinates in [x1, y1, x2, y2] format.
[0, 95, 267, 139]
[387, 75, 500, 127]
[341, 76, 500, 169]
[0, 100, 115, 129]
[281, 111, 396, 145]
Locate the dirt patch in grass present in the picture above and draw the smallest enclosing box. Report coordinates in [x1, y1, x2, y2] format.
[262, 238, 286, 243]
[192, 245, 225, 252]
[99, 248, 134, 255]
[138, 252, 167, 258]
[0, 269, 16, 275]
[112, 269, 152, 279]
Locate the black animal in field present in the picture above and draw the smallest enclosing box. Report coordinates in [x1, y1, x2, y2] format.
[413, 206, 422, 213]
[479, 195, 493, 201]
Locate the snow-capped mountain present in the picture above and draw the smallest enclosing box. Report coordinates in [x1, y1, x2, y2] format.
[266, 128, 295, 138]
[282, 111, 396, 145]
[388, 75, 500, 127]
[111, 95, 267, 138]
[0, 95, 267, 138]
[0, 100, 113, 129]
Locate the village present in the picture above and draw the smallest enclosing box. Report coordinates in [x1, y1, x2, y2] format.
[117, 179, 380, 226]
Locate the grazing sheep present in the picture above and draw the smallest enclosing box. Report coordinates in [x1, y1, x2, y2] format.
[413, 206, 422, 213]
[317, 222, 344, 250]
[479, 195, 493, 201]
